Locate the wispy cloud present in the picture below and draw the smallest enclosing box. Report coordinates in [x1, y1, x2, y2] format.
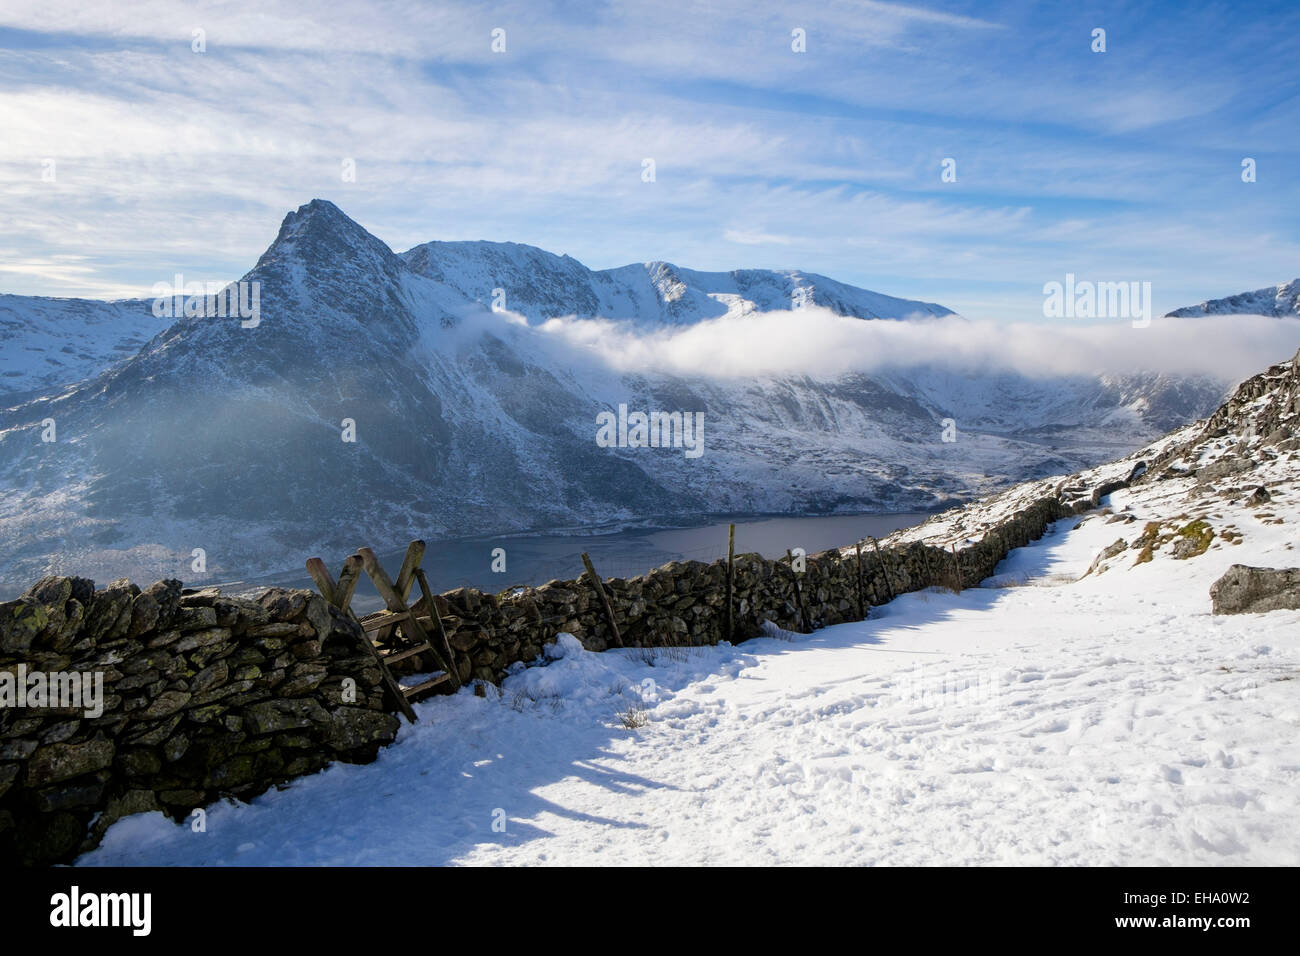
[0, 0, 1297, 314]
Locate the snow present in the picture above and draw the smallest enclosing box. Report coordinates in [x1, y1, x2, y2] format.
[7, 198, 1239, 593]
[0, 294, 167, 397]
[399, 238, 954, 328]
[77, 459, 1300, 866]
[1167, 278, 1300, 318]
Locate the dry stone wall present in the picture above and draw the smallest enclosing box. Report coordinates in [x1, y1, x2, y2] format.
[3, 490, 1082, 866]
[1, 580, 398, 866]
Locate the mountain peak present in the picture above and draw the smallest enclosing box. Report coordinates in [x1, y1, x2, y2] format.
[266, 198, 378, 250]
[250, 199, 405, 293]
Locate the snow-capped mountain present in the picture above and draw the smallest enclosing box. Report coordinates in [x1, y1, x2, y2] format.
[401, 240, 954, 326]
[0, 200, 1232, 591]
[0, 295, 168, 397]
[1166, 278, 1300, 317]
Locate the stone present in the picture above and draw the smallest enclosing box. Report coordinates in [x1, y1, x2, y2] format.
[33, 774, 109, 811]
[204, 755, 257, 789]
[276, 663, 329, 697]
[162, 733, 190, 762]
[140, 690, 192, 719]
[188, 679, 255, 708]
[124, 713, 184, 746]
[248, 623, 298, 638]
[158, 789, 205, 807]
[175, 627, 232, 653]
[243, 698, 328, 735]
[1247, 485, 1271, 506]
[303, 595, 332, 637]
[1210, 565, 1300, 614]
[38, 720, 81, 745]
[1197, 457, 1252, 483]
[23, 575, 73, 608]
[0, 597, 48, 655]
[128, 590, 161, 637]
[324, 707, 400, 751]
[191, 661, 230, 695]
[258, 588, 309, 620]
[86, 580, 139, 642]
[25, 739, 115, 786]
[184, 704, 226, 724]
[449, 628, 480, 652]
[117, 747, 162, 777]
[145, 629, 182, 648]
[213, 596, 270, 629]
[142, 579, 183, 627]
[175, 606, 219, 631]
[87, 789, 161, 846]
[179, 587, 223, 607]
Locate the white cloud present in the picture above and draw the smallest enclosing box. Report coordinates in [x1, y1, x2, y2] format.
[528, 307, 1300, 384]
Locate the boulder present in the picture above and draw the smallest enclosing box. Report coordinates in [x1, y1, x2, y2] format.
[1210, 564, 1300, 614]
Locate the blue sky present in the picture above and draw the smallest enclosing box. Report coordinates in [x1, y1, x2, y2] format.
[1, 0, 1297, 320]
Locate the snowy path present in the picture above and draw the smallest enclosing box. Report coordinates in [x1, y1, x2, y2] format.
[81, 500, 1300, 866]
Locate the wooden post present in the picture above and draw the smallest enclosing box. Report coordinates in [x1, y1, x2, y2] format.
[581, 552, 624, 648]
[786, 549, 811, 633]
[414, 568, 461, 691]
[305, 557, 337, 606]
[919, 545, 936, 589]
[368, 540, 426, 647]
[333, 555, 363, 612]
[853, 542, 866, 619]
[726, 523, 735, 642]
[394, 540, 426, 602]
[868, 536, 895, 601]
[950, 544, 964, 594]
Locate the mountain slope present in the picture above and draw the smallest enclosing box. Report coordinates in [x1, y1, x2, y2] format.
[400, 240, 954, 326]
[0, 295, 167, 397]
[1166, 278, 1300, 317]
[0, 200, 1234, 592]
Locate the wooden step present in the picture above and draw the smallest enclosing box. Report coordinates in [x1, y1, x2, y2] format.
[360, 610, 409, 632]
[401, 673, 452, 699]
[383, 642, 432, 665]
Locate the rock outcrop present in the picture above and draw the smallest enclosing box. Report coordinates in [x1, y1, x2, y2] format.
[1210, 564, 1300, 615]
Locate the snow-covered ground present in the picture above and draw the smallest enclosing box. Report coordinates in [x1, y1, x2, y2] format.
[78, 471, 1300, 866]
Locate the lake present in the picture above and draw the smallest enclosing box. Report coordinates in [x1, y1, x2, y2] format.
[252, 512, 932, 616]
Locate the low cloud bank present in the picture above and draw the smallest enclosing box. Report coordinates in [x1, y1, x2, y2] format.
[523, 308, 1300, 383]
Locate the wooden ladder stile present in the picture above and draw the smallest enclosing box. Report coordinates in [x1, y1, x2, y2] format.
[307, 552, 418, 724]
[306, 541, 466, 723]
[357, 547, 458, 707]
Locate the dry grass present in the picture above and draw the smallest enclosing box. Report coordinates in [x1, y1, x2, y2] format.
[617, 702, 649, 729]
